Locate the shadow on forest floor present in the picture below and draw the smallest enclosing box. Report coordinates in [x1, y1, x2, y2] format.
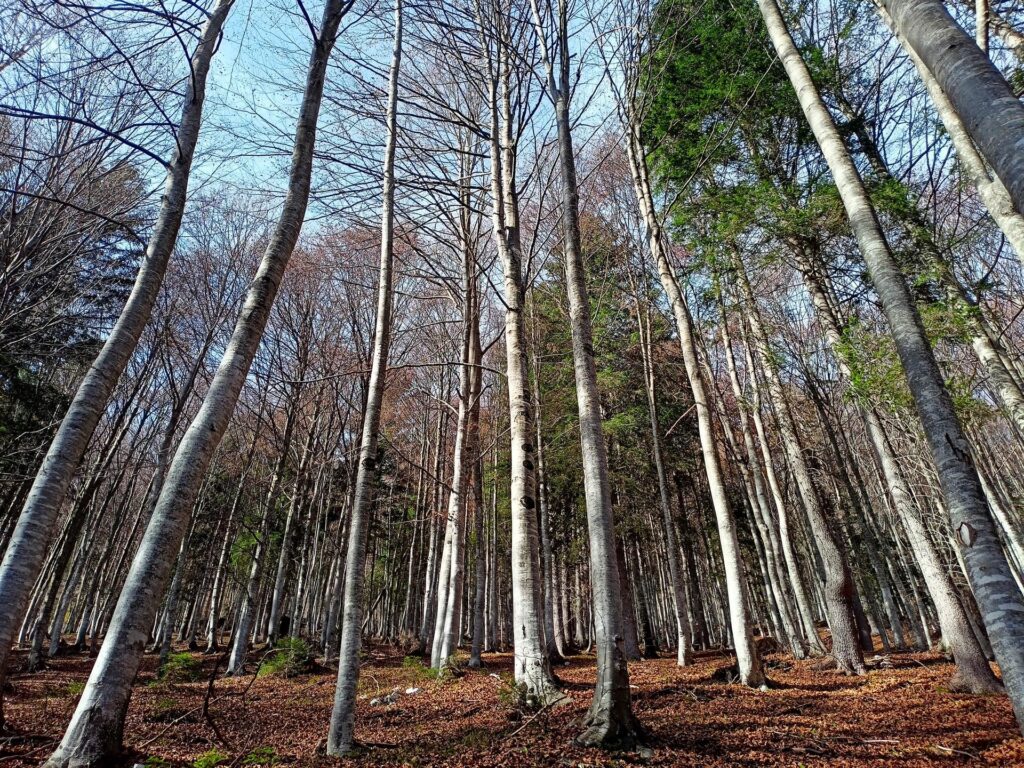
[1, 641, 1022, 767]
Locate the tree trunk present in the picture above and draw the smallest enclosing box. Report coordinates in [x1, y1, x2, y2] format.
[759, 0, 1024, 727]
[43, 4, 347, 763]
[529, 0, 639, 741]
[0, 0, 234, 726]
[877, 0, 1024, 216]
[623, 125, 763, 687]
[481, 35, 560, 702]
[327, 1, 400, 754]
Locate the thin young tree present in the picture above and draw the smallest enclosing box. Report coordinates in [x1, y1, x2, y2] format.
[327, 0, 402, 754]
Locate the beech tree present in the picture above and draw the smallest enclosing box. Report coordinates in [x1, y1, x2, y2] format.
[1, 0, 1024, 761]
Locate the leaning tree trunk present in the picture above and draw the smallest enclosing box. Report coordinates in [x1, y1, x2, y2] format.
[876, 0, 1024, 216]
[759, 0, 1024, 730]
[327, 1, 401, 755]
[870, 3, 1024, 262]
[42, 4, 348, 764]
[794, 247, 1001, 693]
[624, 129, 764, 687]
[0, 0, 234, 726]
[735, 255, 865, 675]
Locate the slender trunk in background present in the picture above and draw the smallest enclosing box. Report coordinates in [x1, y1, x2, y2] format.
[43, 3, 347, 763]
[418, 403, 445, 649]
[626, 256, 692, 665]
[433, 241, 480, 667]
[0, 0, 235, 725]
[794, 249, 1001, 693]
[531, 300, 563, 664]
[468, 451, 486, 666]
[735, 255, 864, 675]
[759, 0, 1024, 729]
[327, 1, 400, 754]
[227, 399, 300, 674]
[269, 407, 320, 643]
[719, 311, 806, 660]
[623, 124, 763, 686]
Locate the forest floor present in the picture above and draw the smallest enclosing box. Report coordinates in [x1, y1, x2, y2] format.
[2, 643, 1023, 767]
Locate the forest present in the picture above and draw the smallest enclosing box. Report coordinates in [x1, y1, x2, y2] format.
[1, 0, 1024, 765]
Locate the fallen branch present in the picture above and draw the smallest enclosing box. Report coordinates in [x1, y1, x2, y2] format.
[202, 652, 232, 750]
[503, 699, 555, 742]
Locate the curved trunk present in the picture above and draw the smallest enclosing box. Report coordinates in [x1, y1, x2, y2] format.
[43, 4, 346, 763]
[0, 0, 234, 725]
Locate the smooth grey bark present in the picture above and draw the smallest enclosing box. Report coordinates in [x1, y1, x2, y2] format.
[759, 0, 1024, 729]
[794, 249, 1001, 692]
[0, 0, 234, 725]
[529, 0, 638, 744]
[476, 18, 560, 701]
[621, 121, 763, 686]
[877, 0, 1024, 216]
[42, 3, 346, 763]
[870, 3, 1024, 265]
[327, 1, 400, 754]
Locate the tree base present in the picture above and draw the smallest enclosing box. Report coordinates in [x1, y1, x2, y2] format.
[575, 707, 646, 752]
[948, 669, 1003, 695]
[811, 655, 867, 675]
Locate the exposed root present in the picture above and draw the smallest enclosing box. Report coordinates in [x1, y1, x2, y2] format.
[948, 670, 1003, 695]
[810, 654, 866, 675]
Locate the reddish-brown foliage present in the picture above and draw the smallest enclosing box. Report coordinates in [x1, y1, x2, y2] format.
[2, 646, 1021, 766]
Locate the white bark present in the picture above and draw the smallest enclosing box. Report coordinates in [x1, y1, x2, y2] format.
[0, 0, 234, 724]
[327, 1, 401, 754]
[871, 2, 1024, 267]
[477, 19, 560, 701]
[624, 128, 763, 686]
[43, 2, 346, 762]
[529, 0, 637, 743]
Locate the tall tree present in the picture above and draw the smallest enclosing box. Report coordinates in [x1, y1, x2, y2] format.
[327, 0, 402, 754]
[757, 0, 1024, 730]
[42, 2, 351, 763]
[0, 0, 234, 724]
